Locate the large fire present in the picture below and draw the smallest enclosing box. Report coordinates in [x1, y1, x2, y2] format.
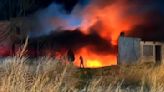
[0, 0, 146, 68]
[71, 1, 143, 68]
[74, 47, 117, 68]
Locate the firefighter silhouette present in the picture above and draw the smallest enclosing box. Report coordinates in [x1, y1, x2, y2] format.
[80, 56, 84, 68]
[67, 49, 75, 62]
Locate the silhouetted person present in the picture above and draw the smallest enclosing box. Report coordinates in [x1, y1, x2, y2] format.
[80, 56, 84, 68]
[67, 49, 75, 62]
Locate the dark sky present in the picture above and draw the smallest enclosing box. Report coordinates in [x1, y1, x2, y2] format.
[0, 0, 164, 41]
[0, 0, 163, 20]
[0, 0, 88, 20]
[0, 0, 52, 20]
[124, 0, 164, 41]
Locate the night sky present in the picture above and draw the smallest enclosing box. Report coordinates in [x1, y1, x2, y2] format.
[0, 0, 164, 41]
[0, 0, 163, 20]
[0, 0, 88, 20]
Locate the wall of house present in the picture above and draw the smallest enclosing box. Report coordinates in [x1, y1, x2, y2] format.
[140, 41, 164, 64]
[161, 45, 164, 64]
[140, 41, 156, 63]
[118, 36, 141, 65]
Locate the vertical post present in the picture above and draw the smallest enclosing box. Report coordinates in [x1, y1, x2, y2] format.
[140, 42, 143, 63]
[118, 32, 125, 65]
[162, 45, 164, 64]
[36, 39, 39, 57]
[153, 44, 156, 63]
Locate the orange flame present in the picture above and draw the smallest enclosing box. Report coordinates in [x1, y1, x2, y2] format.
[74, 47, 117, 68]
[73, 1, 143, 68]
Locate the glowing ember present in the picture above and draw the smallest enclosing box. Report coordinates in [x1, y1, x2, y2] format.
[86, 60, 102, 68]
[0, 47, 10, 56]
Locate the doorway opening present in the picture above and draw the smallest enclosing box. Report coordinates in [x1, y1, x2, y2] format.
[155, 45, 161, 64]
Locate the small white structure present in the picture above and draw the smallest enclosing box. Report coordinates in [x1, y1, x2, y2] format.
[118, 35, 164, 65]
[140, 41, 164, 64]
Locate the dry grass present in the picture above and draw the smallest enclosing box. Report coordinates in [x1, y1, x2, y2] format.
[0, 58, 163, 92]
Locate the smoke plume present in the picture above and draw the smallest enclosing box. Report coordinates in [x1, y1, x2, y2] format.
[28, 0, 164, 67]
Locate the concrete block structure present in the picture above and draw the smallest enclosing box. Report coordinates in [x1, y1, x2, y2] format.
[140, 41, 164, 64]
[118, 35, 164, 65]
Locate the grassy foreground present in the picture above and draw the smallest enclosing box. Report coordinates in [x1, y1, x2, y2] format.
[0, 57, 164, 92]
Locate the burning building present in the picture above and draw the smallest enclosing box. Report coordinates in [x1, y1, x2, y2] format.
[0, 19, 118, 68]
[0, 0, 164, 68]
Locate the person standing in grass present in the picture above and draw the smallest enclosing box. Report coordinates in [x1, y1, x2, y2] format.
[67, 49, 75, 63]
[80, 56, 84, 68]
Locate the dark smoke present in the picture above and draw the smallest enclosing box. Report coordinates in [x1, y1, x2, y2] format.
[127, 11, 164, 41]
[53, 0, 80, 13]
[27, 0, 164, 57]
[90, 0, 115, 8]
[29, 29, 117, 55]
